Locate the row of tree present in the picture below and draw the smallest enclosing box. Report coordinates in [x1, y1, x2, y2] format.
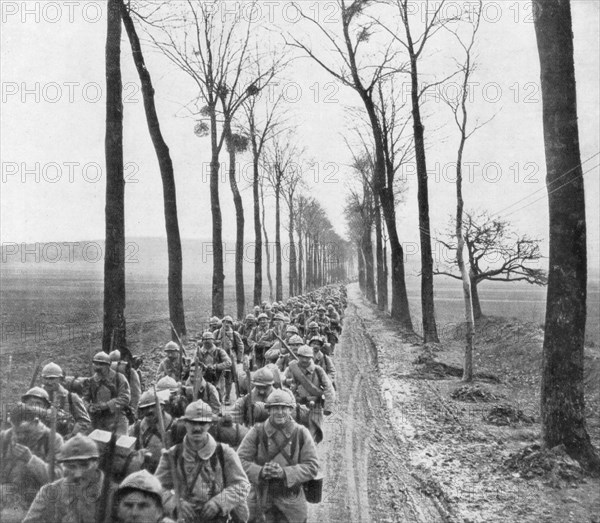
[336, 0, 598, 473]
[102, 0, 353, 354]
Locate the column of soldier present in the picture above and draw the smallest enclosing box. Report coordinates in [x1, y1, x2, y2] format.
[1, 283, 348, 523]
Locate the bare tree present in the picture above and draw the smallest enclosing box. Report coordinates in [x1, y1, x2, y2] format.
[435, 211, 547, 319]
[381, 0, 463, 342]
[287, 0, 413, 329]
[344, 172, 376, 302]
[244, 91, 285, 306]
[533, 0, 600, 472]
[282, 159, 305, 297]
[103, 0, 127, 357]
[121, 1, 186, 339]
[441, 1, 483, 381]
[260, 177, 274, 302]
[144, 1, 272, 315]
[265, 132, 300, 301]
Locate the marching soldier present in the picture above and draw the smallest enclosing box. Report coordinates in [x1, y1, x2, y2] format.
[231, 367, 275, 427]
[41, 362, 91, 438]
[156, 341, 189, 381]
[130, 390, 173, 473]
[184, 364, 222, 414]
[110, 350, 142, 423]
[284, 345, 335, 444]
[1, 403, 64, 507]
[84, 351, 131, 435]
[303, 321, 327, 347]
[237, 389, 320, 523]
[276, 335, 304, 372]
[213, 315, 244, 405]
[309, 337, 336, 389]
[155, 400, 250, 522]
[193, 331, 232, 394]
[23, 434, 117, 523]
[115, 470, 176, 523]
[209, 316, 221, 333]
[250, 313, 276, 369]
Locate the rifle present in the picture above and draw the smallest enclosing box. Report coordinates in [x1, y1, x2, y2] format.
[273, 333, 299, 361]
[29, 354, 43, 389]
[169, 321, 188, 383]
[48, 398, 57, 482]
[152, 385, 182, 519]
[245, 362, 254, 426]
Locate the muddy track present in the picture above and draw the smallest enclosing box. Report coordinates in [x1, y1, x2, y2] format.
[310, 286, 447, 523]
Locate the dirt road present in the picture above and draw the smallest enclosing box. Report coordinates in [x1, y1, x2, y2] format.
[310, 285, 446, 523]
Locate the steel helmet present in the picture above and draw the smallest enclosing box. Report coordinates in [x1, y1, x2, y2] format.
[118, 470, 163, 503]
[92, 351, 111, 365]
[251, 368, 275, 386]
[285, 325, 299, 334]
[245, 314, 256, 322]
[182, 400, 214, 423]
[288, 335, 304, 346]
[41, 362, 63, 379]
[57, 434, 100, 462]
[308, 321, 319, 329]
[201, 331, 214, 340]
[21, 387, 50, 406]
[164, 341, 179, 352]
[309, 336, 324, 345]
[297, 345, 314, 358]
[138, 390, 164, 409]
[303, 304, 311, 311]
[222, 315, 234, 324]
[273, 313, 285, 322]
[266, 388, 296, 408]
[257, 313, 269, 321]
[264, 348, 281, 362]
[209, 316, 220, 324]
[317, 305, 326, 312]
[109, 350, 121, 362]
[156, 376, 178, 391]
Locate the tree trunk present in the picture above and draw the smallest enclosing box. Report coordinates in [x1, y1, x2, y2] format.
[409, 55, 439, 343]
[357, 242, 365, 291]
[288, 208, 297, 297]
[121, 3, 186, 339]
[470, 276, 483, 320]
[360, 91, 412, 330]
[103, 0, 127, 356]
[362, 227, 376, 302]
[260, 183, 274, 302]
[455, 126, 475, 383]
[275, 179, 283, 301]
[252, 152, 262, 306]
[379, 187, 413, 330]
[224, 124, 245, 319]
[375, 198, 386, 311]
[297, 226, 303, 294]
[534, 0, 600, 472]
[382, 228, 389, 312]
[210, 112, 224, 316]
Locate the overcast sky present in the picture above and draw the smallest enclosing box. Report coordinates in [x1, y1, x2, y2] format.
[1, 1, 599, 268]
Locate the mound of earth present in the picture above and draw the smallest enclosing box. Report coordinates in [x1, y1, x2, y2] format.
[504, 443, 585, 485]
[485, 404, 535, 426]
[451, 384, 501, 402]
